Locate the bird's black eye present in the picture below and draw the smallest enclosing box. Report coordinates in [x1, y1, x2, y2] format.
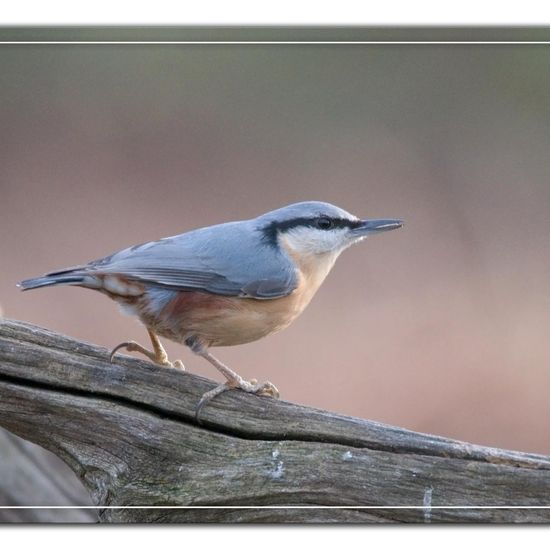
[316, 217, 334, 230]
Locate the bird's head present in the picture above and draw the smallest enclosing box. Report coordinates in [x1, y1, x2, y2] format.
[258, 201, 403, 259]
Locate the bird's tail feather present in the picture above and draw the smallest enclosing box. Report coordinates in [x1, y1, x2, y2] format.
[17, 270, 86, 291]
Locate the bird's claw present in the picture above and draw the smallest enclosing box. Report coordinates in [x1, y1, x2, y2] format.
[109, 341, 185, 370]
[249, 379, 279, 398]
[109, 341, 136, 363]
[171, 359, 186, 371]
[195, 378, 280, 423]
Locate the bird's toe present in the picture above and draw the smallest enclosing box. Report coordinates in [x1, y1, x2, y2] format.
[171, 359, 186, 371]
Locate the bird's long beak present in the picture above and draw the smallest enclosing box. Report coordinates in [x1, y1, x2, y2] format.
[353, 218, 404, 236]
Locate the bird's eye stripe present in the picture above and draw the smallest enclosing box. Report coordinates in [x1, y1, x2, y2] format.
[261, 216, 362, 245]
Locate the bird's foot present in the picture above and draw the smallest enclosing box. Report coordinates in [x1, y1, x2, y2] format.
[109, 341, 186, 371]
[195, 377, 279, 423]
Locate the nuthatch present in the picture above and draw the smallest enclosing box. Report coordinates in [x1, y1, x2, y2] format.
[18, 201, 402, 418]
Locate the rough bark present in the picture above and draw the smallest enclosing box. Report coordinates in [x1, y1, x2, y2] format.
[0, 318, 549, 523]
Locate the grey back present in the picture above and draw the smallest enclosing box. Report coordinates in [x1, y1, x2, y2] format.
[89, 219, 298, 299]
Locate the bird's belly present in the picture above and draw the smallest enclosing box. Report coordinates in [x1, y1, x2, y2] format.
[140, 290, 308, 347]
[183, 306, 291, 346]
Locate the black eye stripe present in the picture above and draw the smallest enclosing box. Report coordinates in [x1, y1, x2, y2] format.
[261, 216, 361, 245]
[319, 218, 361, 230]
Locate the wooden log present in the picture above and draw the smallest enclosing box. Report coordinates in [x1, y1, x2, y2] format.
[0, 318, 549, 523]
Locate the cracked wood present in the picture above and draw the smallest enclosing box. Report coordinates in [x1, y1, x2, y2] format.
[0, 318, 549, 523]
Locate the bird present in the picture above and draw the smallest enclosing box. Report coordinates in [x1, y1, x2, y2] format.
[18, 201, 402, 419]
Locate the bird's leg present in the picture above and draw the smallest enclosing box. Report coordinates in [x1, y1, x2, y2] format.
[188, 341, 279, 421]
[110, 329, 185, 370]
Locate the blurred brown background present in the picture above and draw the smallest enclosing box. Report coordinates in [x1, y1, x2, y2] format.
[1, 38, 550, 457]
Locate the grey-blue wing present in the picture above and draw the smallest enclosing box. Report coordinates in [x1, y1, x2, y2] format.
[87, 220, 298, 299]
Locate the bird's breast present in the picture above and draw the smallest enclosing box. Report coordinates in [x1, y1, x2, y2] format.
[128, 244, 339, 348]
[147, 287, 310, 347]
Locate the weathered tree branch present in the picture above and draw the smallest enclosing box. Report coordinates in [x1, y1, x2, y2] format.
[0, 318, 549, 523]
